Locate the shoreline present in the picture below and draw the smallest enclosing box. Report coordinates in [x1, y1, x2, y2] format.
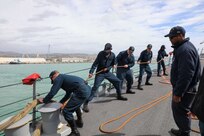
[0, 62, 92, 64]
[0, 57, 94, 64]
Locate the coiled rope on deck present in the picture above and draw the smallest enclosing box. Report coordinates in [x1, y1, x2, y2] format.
[99, 91, 172, 134]
[99, 73, 172, 134]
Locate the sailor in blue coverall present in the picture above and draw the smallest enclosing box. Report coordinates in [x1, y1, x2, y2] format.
[137, 44, 153, 90]
[38, 70, 91, 136]
[82, 43, 128, 113]
[116, 46, 135, 94]
[165, 26, 201, 136]
[157, 45, 168, 76]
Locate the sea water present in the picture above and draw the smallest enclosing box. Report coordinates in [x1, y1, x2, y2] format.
[0, 62, 156, 122]
[0, 63, 93, 120]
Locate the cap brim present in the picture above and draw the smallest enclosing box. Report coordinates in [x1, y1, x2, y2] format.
[164, 34, 169, 37]
[164, 33, 176, 37]
[104, 48, 112, 51]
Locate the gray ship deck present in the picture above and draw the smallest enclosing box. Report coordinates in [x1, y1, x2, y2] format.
[78, 66, 201, 136]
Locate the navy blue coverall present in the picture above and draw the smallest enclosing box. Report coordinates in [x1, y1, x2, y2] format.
[157, 49, 168, 75]
[116, 50, 135, 91]
[86, 50, 122, 103]
[137, 49, 153, 84]
[43, 74, 91, 121]
[171, 38, 201, 135]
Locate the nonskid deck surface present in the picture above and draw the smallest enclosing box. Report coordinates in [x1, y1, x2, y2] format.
[78, 67, 200, 136]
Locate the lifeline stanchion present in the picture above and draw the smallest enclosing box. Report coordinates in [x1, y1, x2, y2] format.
[22, 73, 41, 129]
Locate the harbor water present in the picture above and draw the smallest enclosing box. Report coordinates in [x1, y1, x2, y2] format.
[0, 63, 92, 121]
[0, 62, 157, 122]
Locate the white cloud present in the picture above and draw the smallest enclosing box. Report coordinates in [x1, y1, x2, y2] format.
[0, 0, 203, 55]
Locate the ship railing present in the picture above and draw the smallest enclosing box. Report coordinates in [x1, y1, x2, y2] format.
[0, 60, 169, 135]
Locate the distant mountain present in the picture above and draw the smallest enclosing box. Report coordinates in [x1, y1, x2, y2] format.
[0, 51, 22, 57]
[0, 51, 96, 58]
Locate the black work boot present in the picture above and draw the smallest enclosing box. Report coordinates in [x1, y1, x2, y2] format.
[163, 69, 168, 76]
[145, 81, 153, 85]
[170, 128, 189, 136]
[67, 120, 80, 136]
[157, 74, 161, 77]
[75, 108, 83, 128]
[82, 103, 89, 113]
[170, 128, 182, 136]
[145, 77, 153, 85]
[163, 73, 168, 76]
[126, 89, 135, 94]
[117, 95, 128, 101]
[75, 119, 83, 128]
[68, 130, 80, 136]
[137, 83, 143, 90]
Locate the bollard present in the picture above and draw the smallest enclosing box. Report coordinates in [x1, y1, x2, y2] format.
[38, 102, 71, 136]
[38, 102, 61, 135]
[0, 114, 32, 136]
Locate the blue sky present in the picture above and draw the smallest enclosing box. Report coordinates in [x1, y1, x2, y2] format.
[0, 0, 204, 55]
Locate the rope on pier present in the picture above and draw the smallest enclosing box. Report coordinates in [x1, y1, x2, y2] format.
[0, 99, 38, 131]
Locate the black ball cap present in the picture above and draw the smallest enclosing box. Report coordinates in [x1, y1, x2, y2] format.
[147, 44, 152, 49]
[161, 45, 166, 49]
[49, 70, 57, 78]
[104, 43, 112, 51]
[164, 26, 186, 37]
[129, 46, 135, 51]
[49, 70, 58, 84]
